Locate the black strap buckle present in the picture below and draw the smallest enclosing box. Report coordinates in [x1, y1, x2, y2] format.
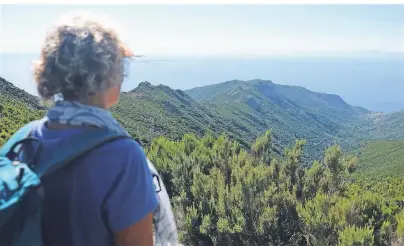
[152, 174, 162, 193]
[6, 137, 41, 168]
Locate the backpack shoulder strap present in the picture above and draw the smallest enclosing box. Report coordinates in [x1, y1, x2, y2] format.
[35, 129, 131, 178]
[0, 121, 40, 157]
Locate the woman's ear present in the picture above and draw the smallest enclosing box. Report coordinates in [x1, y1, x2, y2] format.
[106, 82, 123, 108]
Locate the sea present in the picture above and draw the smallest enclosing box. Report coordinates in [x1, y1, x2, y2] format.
[1, 52, 403, 113]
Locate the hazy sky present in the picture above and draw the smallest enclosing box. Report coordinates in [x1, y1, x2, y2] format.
[1, 4, 403, 56]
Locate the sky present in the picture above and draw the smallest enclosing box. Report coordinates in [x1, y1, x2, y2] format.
[0, 4, 403, 112]
[1, 4, 404, 57]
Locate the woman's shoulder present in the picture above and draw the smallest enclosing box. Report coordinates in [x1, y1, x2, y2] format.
[74, 137, 151, 189]
[92, 137, 145, 160]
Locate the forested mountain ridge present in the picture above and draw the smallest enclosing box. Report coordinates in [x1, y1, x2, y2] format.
[186, 79, 368, 114]
[1, 76, 403, 162]
[110, 81, 260, 148]
[111, 79, 374, 163]
[0, 77, 44, 110]
[0, 77, 45, 145]
[185, 79, 382, 163]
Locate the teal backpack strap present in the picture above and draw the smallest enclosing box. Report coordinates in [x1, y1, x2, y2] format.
[0, 121, 40, 157]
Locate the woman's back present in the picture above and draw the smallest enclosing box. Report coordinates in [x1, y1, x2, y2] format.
[32, 122, 157, 246]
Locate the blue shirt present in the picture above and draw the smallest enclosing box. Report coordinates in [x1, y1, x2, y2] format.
[31, 123, 158, 246]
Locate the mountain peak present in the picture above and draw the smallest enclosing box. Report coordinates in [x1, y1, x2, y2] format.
[136, 81, 153, 89]
[247, 79, 274, 85]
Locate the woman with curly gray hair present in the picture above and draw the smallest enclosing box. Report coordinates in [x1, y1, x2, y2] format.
[30, 14, 159, 246]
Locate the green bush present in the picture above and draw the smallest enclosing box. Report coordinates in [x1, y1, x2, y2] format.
[339, 226, 374, 246]
[147, 130, 404, 245]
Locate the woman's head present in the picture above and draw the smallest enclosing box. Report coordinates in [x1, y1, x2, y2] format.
[34, 13, 132, 109]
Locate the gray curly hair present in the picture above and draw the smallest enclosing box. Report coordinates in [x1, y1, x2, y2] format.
[34, 13, 133, 100]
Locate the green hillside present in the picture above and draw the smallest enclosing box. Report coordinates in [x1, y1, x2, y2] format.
[111, 80, 370, 162]
[354, 140, 404, 180]
[187, 79, 373, 163]
[0, 77, 44, 110]
[0, 77, 45, 145]
[1, 76, 402, 166]
[367, 110, 404, 139]
[110, 82, 256, 147]
[186, 79, 367, 114]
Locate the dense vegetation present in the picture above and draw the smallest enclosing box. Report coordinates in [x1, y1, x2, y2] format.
[110, 82, 252, 147]
[2, 76, 404, 245]
[0, 82, 45, 145]
[109, 79, 377, 166]
[148, 131, 404, 245]
[0, 77, 44, 111]
[353, 140, 404, 180]
[367, 111, 404, 140]
[186, 79, 377, 164]
[110, 79, 404, 166]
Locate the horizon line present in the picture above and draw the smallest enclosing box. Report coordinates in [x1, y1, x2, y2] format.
[1, 50, 404, 58]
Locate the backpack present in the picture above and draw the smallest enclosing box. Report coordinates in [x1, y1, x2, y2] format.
[0, 120, 133, 246]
